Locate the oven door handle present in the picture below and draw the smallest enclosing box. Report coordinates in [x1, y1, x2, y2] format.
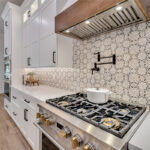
[34, 122, 65, 150]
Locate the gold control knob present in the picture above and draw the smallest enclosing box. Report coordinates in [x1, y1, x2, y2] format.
[40, 115, 45, 122]
[36, 112, 41, 118]
[84, 145, 90, 150]
[59, 126, 71, 138]
[59, 130, 67, 138]
[72, 134, 82, 149]
[83, 144, 96, 150]
[72, 136, 78, 149]
[46, 119, 50, 127]
[58, 126, 71, 138]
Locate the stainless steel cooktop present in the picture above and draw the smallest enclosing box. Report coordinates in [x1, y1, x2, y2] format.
[46, 93, 146, 138]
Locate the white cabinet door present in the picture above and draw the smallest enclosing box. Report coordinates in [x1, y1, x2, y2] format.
[23, 23, 30, 47]
[4, 9, 11, 57]
[30, 0, 38, 16]
[23, 46, 32, 68]
[23, 43, 39, 68]
[57, 34, 73, 67]
[11, 102, 21, 128]
[30, 42, 39, 67]
[40, 0, 56, 39]
[27, 108, 36, 149]
[30, 13, 40, 43]
[40, 34, 56, 67]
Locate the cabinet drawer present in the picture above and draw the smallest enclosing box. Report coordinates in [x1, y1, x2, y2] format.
[4, 98, 12, 114]
[11, 88, 22, 105]
[11, 101, 21, 127]
[22, 94, 37, 111]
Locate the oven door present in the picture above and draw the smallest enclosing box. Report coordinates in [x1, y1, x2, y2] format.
[34, 122, 65, 150]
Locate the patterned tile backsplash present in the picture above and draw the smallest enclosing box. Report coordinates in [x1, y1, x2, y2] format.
[24, 22, 150, 105]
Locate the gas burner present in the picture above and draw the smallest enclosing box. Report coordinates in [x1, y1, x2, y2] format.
[101, 118, 120, 129]
[118, 109, 130, 115]
[92, 116, 102, 122]
[46, 93, 146, 138]
[77, 108, 87, 114]
[58, 101, 69, 106]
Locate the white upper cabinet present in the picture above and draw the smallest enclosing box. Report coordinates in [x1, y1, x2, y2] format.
[40, 34, 56, 67]
[57, 0, 77, 14]
[22, 0, 73, 68]
[23, 9, 29, 23]
[40, 0, 56, 39]
[4, 9, 11, 57]
[40, 0, 46, 5]
[30, 42, 39, 67]
[30, 13, 40, 43]
[23, 23, 30, 47]
[30, 0, 38, 16]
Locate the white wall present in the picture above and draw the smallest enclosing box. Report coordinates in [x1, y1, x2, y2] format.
[0, 32, 4, 94]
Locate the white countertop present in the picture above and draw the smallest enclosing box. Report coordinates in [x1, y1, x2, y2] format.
[129, 112, 150, 150]
[11, 85, 74, 102]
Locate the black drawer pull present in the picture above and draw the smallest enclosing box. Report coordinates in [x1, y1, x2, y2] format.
[24, 99, 30, 103]
[5, 105, 8, 108]
[24, 109, 28, 122]
[53, 51, 56, 64]
[13, 112, 17, 116]
[5, 48, 8, 55]
[13, 96, 16, 99]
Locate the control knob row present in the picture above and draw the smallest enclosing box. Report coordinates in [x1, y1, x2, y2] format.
[36, 112, 55, 126]
[36, 113, 96, 150]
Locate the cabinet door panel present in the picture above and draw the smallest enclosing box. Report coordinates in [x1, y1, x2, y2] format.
[30, 14, 40, 43]
[40, 0, 56, 39]
[27, 109, 36, 149]
[23, 46, 32, 68]
[4, 9, 11, 57]
[40, 34, 56, 67]
[30, 42, 39, 67]
[23, 24, 30, 47]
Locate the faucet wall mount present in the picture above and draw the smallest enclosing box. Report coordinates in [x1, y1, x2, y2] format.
[91, 53, 116, 74]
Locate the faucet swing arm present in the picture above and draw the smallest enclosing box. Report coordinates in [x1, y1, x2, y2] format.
[91, 54, 116, 74]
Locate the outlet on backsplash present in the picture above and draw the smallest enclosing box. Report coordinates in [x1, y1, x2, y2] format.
[24, 22, 150, 105]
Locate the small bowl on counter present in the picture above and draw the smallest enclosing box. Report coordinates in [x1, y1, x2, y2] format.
[86, 88, 112, 104]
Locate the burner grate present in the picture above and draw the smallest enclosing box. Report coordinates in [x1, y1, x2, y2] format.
[46, 93, 146, 138]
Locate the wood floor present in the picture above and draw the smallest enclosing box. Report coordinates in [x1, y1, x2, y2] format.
[0, 95, 32, 150]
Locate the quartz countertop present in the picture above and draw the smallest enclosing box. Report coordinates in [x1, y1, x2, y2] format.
[128, 112, 150, 150]
[11, 85, 73, 102]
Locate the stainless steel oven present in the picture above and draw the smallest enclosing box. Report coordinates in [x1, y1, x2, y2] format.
[34, 122, 64, 150]
[42, 134, 60, 150]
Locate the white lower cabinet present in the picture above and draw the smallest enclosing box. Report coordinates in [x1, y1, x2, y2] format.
[11, 101, 21, 128]
[11, 88, 37, 150]
[4, 98, 12, 116]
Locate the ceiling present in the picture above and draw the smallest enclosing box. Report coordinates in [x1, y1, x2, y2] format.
[0, 0, 24, 33]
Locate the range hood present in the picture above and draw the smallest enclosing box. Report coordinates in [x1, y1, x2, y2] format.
[55, 0, 150, 40]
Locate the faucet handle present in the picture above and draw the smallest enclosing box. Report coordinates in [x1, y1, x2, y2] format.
[94, 52, 100, 62]
[91, 63, 100, 75]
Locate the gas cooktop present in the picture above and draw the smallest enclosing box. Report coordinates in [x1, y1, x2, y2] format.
[46, 93, 146, 138]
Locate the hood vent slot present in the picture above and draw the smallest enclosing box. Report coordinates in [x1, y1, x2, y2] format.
[63, 0, 146, 39]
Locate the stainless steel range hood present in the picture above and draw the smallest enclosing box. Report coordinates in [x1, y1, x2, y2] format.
[55, 0, 148, 40]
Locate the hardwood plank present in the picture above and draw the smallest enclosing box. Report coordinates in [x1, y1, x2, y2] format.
[0, 95, 32, 150]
